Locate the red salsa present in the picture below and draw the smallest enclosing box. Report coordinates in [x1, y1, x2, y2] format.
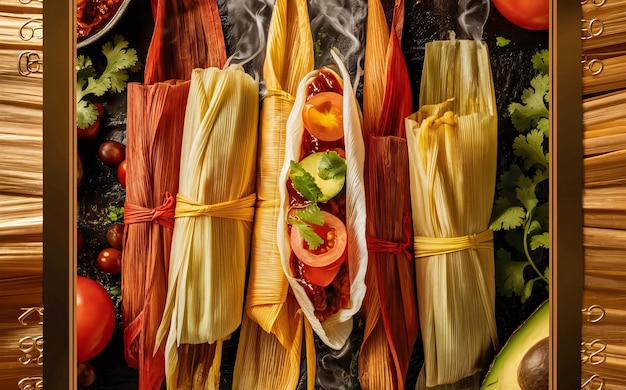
[77, 0, 123, 39]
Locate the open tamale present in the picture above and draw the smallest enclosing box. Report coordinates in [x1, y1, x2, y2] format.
[122, 79, 189, 390]
[358, 0, 418, 389]
[156, 65, 258, 389]
[276, 50, 368, 350]
[406, 39, 499, 387]
[232, 0, 316, 388]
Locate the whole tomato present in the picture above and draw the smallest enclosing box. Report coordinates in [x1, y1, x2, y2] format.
[492, 0, 549, 31]
[97, 247, 122, 274]
[77, 103, 103, 142]
[98, 141, 125, 166]
[76, 276, 115, 362]
[117, 159, 127, 187]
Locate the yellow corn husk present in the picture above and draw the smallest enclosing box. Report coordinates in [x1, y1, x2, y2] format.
[156, 65, 258, 389]
[231, 0, 316, 388]
[584, 119, 626, 156]
[583, 54, 626, 96]
[276, 50, 368, 350]
[406, 39, 499, 388]
[583, 90, 626, 127]
[582, 0, 626, 52]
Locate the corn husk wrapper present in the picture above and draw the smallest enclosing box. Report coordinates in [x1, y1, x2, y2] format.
[156, 65, 258, 389]
[406, 39, 498, 388]
[583, 54, 626, 96]
[276, 50, 368, 349]
[582, 0, 626, 52]
[232, 0, 316, 388]
[122, 80, 189, 390]
[144, 0, 227, 84]
[358, 0, 418, 389]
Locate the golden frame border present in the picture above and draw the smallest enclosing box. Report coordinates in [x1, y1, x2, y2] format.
[42, 0, 584, 388]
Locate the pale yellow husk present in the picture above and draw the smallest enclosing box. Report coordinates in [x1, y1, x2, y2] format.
[406, 39, 498, 388]
[156, 65, 258, 389]
[276, 50, 368, 350]
[231, 0, 316, 387]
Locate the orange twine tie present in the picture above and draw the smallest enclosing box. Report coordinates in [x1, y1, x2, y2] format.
[366, 213, 413, 261]
[124, 192, 176, 229]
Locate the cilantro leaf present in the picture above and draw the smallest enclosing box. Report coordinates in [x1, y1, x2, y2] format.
[318, 151, 347, 180]
[522, 277, 541, 303]
[531, 49, 549, 76]
[508, 73, 549, 132]
[490, 197, 526, 231]
[536, 117, 549, 138]
[107, 206, 124, 222]
[294, 204, 325, 226]
[289, 220, 324, 250]
[530, 232, 550, 250]
[534, 202, 549, 231]
[495, 36, 510, 47]
[496, 248, 529, 298]
[76, 100, 98, 129]
[515, 175, 538, 214]
[513, 130, 548, 170]
[290, 160, 323, 202]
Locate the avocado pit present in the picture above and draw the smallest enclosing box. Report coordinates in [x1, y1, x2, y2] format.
[517, 337, 549, 390]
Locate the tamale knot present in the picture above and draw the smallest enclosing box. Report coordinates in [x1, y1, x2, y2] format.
[366, 213, 413, 261]
[175, 193, 257, 222]
[413, 229, 493, 258]
[124, 192, 176, 229]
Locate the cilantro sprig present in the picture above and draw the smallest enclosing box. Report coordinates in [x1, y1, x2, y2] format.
[76, 35, 142, 129]
[490, 50, 550, 303]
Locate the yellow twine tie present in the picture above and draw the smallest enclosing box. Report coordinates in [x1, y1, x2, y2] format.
[263, 88, 295, 103]
[413, 229, 493, 258]
[175, 193, 257, 222]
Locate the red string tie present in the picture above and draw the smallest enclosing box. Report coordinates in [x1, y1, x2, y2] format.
[124, 192, 176, 229]
[366, 213, 413, 261]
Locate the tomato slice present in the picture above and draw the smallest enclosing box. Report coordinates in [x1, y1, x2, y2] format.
[492, 0, 548, 31]
[302, 92, 344, 142]
[290, 211, 347, 286]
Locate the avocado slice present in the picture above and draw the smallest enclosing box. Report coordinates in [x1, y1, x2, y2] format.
[299, 152, 346, 202]
[481, 301, 549, 390]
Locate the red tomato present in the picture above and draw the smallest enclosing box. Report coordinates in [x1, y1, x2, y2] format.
[77, 362, 97, 387]
[302, 92, 344, 142]
[76, 276, 115, 362]
[97, 247, 122, 274]
[77, 103, 103, 141]
[290, 211, 347, 286]
[106, 224, 124, 250]
[98, 141, 125, 166]
[117, 159, 127, 187]
[492, 0, 549, 31]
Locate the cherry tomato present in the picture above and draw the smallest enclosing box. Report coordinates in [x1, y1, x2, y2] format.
[76, 276, 115, 362]
[290, 211, 347, 286]
[77, 362, 97, 387]
[117, 159, 127, 187]
[98, 141, 125, 166]
[106, 223, 124, 250]
[492, 0, 549, 31]
[302, 92, 344, 142]
[77, 103, 103, 141]
[97, 247, 122, 274]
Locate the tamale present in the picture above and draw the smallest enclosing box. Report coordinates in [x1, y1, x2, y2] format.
[405, 39, 498, 387]
[156, 65, 258, 389]
[144, 0, 227, 84]
[358, 0, 418, 389]
[276, 50, 368, 349]
[232, 0, 316, 388]
[122, 80, 189, 390]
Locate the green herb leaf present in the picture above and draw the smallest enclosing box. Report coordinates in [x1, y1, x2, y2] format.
[318, 151, 347, 180]
[496, 248, 529, 298]
[536, 117, 549, 138]
[530, 232, 550, 250]
[490, 197, 526, 231]
[76, 100, 98, 129]
[513, 130, 548, 170]
[515, 175, 539, 214]
[531, 49, 549, 76]
[290, 160, 323, 202]
[289, 220, 324, 250]
[495, 36, 511, 47]
[508, 73, 549, 132]
[522, 277, 542, 303]
[107, 206, 124, 223]
[294, 204, 325, 226]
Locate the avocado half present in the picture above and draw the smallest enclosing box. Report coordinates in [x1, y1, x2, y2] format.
[481, 301, 549, 390]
